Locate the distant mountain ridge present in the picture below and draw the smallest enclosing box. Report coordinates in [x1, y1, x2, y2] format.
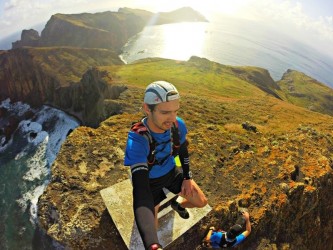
[12, 7, 207, 51]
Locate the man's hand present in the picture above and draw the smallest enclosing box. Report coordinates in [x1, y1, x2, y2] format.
[149, 243, 163, 250]
[242, 211, 250, 221]
[181, 179, 195, 197]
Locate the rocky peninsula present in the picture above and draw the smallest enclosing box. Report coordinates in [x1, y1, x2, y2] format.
[0, 7, 332, 250]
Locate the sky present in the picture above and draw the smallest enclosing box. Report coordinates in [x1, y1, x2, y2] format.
[0, 0, 333, 57]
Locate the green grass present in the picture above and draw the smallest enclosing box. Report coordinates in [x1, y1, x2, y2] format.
[277, 70, 333, 115]
[101, 58, 267, 100]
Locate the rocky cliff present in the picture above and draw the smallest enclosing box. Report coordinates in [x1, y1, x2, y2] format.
[12, 7, 207, 51]
[37, 59, 333, 249]
[3, 7, 208, 130]
[38, 12, 143, 53]
[0, 48, 125, 127]
[12, 29, 40, 48]
[12, 11, 144, 51]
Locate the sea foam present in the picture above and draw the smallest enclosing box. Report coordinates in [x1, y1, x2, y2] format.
[1, 100, 80, 225]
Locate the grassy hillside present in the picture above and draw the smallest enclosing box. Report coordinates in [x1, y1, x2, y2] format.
[101, 57, 269, 99]
[101, 57, 333, 118]
[277, 69, 333, 116]
[99, 57, 332, 133]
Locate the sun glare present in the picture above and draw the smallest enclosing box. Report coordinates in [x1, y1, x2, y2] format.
[160, 22, 206, 60]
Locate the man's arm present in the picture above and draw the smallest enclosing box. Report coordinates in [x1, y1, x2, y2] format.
[205, 226, 215, 241]
[178, 140, 195, 197]
[131, 167, 161, 249]
[241, 211, 251, 237]
[178, 140, 190, 177]
[233, 212, 251, 247]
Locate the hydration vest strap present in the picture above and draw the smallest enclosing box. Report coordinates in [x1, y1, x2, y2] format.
[131, 119, 180, 170]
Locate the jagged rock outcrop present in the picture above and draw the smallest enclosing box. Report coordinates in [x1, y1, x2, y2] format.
[12, 29, 40, 49]
[0, 48, 125, 127]
[230, 66, 282, 99]
[70, 68, 128, 127]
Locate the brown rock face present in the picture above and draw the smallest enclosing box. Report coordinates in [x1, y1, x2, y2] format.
[0, 49, 51, 107]
[0, 48, 125, 127]
[38, 12, 144, 52]
[11, 8, 208, 51]
[12, 29, 40, 49]
[69, 68, 128, 127]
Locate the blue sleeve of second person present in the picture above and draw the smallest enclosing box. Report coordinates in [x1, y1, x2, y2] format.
[233, 234, 246, 247]
[210, 231, 223, 248]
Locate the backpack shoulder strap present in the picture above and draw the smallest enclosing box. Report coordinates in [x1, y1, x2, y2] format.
[131, 121, 153, 143]
[171, 120, 180, 155]
[130, 121, 156, 169]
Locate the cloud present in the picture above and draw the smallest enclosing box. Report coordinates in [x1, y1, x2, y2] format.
[1, 0, 54, 36]
[1, 0, 97, 37]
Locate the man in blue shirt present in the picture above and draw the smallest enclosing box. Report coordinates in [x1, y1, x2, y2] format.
[202, 210, 251, 248]
[124, 81, 207, 250]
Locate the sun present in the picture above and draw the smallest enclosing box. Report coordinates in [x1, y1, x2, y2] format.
[160, 22, 206, 60]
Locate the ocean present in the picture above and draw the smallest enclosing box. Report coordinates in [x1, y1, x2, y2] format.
[1, 14, 333, 250]
[0, 99, 79, 249]
[120, 15, 333, 88]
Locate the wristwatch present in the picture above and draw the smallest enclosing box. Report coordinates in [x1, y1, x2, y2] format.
[183, 171, 192, 180]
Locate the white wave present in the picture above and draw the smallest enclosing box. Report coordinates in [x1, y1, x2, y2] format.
[29, 184, 48, 223]
[13, 120, 49, 160]
[34, 106, 79, 164]
[23, 135, 49, 181]
[0, 98, 33, 115]
[3, 102, 80, 225]
[0, 135, 13, 152]
[15, 151, 27, 160]
[16, 183, 46, 223]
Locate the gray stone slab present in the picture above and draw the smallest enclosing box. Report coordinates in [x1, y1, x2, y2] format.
[100, 179, 211, 250]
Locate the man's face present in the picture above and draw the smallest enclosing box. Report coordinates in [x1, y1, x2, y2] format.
[144, 99, 180, 133]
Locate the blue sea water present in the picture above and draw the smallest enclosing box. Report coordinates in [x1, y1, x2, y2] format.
[120, 15, 333, 88]
[0, 99, 79, 249]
